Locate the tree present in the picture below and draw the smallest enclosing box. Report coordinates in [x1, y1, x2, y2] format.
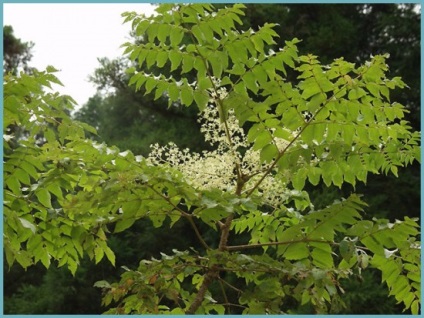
[74, 57, 206, 156]
[3, 25, 34, 75]
[3, 4, 420, 314]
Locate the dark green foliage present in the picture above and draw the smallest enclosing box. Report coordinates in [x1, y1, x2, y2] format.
[3, 25, 34, 75]
[74, 58, 206, 156]
[4, 261, 103, 314]
[339, 269, 402, 314]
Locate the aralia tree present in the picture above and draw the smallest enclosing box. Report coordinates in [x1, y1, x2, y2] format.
[4, 4, 420, 314]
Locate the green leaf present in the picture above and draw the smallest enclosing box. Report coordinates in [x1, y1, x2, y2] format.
[121, 200, 141, 218]
[292, 167, 307, 191]
[300, 80, 321, 100]
[19, 217, 36, 234]
[15, 251, 33, 269]
[193, 90, 209, 111]
[242, 72, 259, 94]
[252, 131, 272, 150]
[209, 52, 225, 78]
[251, 35, 264, 54]
[192, 57, 206, 76]
[311, 243, 334, 268]
[46, 65, 59, 73]
[301, 125, 315, 144]
[157, 23, 171, 43]
[170, 27, 184, 47]
[94, 245, 104, 264]
[35, 245, 50, 268]
[358, 253, 369, 269]
[366, 82, 381, 98]
[307, 92, 326, 113]
[339, 239, 355, 261]
[198, 77, 213, 90]
[114, 218, 136, 233]
[390, 165, 398, 177]
[146, 23, 159, 43]
[169, 50, 183, 71]
[145, 77, 157, 94]
[146, 50, 157, 69]
[308, 166, 321, 186]
[260, 143, 279, 163]
[252, 65, 268, 86]
[101, 242, 116, 266]
[36, 188, 52, 208]
[197, 207, 231, 228]
[411, 300, 419, 315]
[6, 175, 21, 195]
[362, 236, 384, 255]
[94, 280, 111, 288]
[326, 122, 340, 142]
[284, 242, 309, 260]
[154, 81, 169, 100]
[67, 259, 78, 276]
[168, 82, 180, 103]
[20, 161, 39, 179]
[14, 168, 30, 185]
[149, 213, 167, 228]
[156, 51, 168, 68]
[182, 55, 194, 74]
[181, 86, 194, 106]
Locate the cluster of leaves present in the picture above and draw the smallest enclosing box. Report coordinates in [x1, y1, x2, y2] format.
[3, 3, 420, 315]
[74, 57, 206, 157]
[4, 68, 110, 274]
[118, 3, 421, 313]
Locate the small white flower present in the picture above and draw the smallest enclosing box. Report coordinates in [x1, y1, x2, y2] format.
[3, 134, 14, 142]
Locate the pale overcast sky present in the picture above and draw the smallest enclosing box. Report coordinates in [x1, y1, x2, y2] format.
[3, 3, 156, 108]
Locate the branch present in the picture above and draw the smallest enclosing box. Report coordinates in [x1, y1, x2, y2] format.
[218, 276, 243, 294]
[184, 214, 210, 250]
[218, 215, 234, 251]
[225, 238, 335, 251]
[245, 74, 363, 198]
[185, 265, 219, 314]
[140, 181, 210, 250]
[218, 278, 230, 314]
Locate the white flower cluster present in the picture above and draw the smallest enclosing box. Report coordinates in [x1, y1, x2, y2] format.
[147, 98, 300, 208]
[199, 105, 247, 149]
[149, 142, 237, 191]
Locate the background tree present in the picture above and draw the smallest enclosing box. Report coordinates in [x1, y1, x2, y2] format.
[74, 57, 206, 156]
[3, 25, 34, 75]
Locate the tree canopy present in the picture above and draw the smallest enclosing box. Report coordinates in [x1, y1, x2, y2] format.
[4, 3, 421, 315]
[3, 25, 34, 75]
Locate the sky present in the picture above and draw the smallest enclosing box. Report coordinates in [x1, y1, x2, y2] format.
[3, 3, 156, 108]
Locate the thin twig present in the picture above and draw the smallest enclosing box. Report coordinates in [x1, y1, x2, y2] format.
[225, 238, 335, 251]
[218, 276, 243, 294]
[184, 214, 210, 250]
[218, 278, 230, 314]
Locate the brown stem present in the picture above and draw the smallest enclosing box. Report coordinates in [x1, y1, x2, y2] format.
[185, 265, 219, 314]
[225, 238, 335, 251]
[218, 276, 243, 294]
[218, 278, 230, 313]
[184, 214, 210, 250]
[218, 215, 234, 251]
